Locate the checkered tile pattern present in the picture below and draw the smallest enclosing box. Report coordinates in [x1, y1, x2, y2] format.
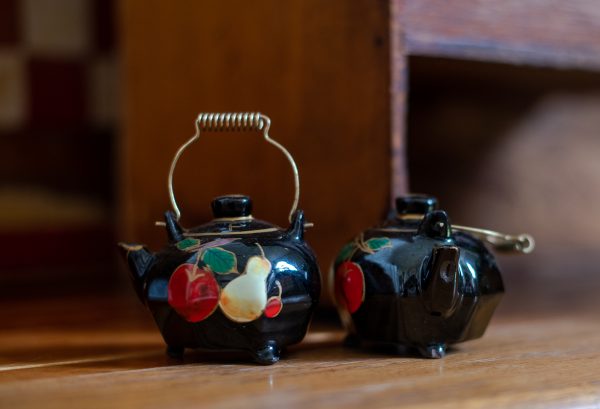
[0, 0, 116, 130]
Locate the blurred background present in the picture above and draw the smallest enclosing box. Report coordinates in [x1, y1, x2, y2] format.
[0, 0, 118, 298]
[2, 0, 600, 318]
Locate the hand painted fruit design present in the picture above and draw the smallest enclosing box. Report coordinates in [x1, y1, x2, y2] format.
[219, 255, 272, 323]
[334, 235, 391, 314]
[335, 261, 365, 314]
[264, 281, 283, 318]
[168, 263, 220, 322]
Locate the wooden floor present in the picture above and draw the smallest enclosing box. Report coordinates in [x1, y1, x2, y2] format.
[1, 295, 599, 409]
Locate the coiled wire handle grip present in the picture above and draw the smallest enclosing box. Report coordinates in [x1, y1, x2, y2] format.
[165, 112, 300, 224]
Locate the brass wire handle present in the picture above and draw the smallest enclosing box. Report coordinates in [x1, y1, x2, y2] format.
[161, 112, 300, 225]
[393, 214, 535, 254]
[452, 225, 535, 254]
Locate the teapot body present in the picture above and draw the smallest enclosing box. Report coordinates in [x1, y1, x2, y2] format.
[145, 233, 319, 364]
[121, 198, 320, 365]
[333, 196, 504, 358]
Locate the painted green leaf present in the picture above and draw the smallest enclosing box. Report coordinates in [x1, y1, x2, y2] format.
[335, 242, 356, 264]
[202, 247, 237, 274]
[366, 237, 392, 252]
[176, 238, 200, 251]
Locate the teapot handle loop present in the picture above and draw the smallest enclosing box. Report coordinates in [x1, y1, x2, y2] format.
[163, 112, 300, 224]
[452, 224, 535, 254]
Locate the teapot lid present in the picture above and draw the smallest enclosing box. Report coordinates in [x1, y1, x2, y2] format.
[211, 195, 253, 218]
[395, 195, 438, 215]
[182, 195, 284, 238]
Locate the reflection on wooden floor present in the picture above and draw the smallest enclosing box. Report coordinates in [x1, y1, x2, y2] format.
[1, 295, 599, 409]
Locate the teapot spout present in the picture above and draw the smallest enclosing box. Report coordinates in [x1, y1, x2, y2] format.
[423, 245, 460, 318]
[118, 243, 155, 301]
[286, 210, 305, 241]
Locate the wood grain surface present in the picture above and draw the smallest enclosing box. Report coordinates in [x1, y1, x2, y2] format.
[1, 296, 599, 409]
[403, 0, 600, 69]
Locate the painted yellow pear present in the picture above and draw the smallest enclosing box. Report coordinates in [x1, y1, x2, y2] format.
[219, 256, 271, 323]
[245, 256, 271, 277]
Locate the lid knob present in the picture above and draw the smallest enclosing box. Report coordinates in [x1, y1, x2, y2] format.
[211, 195, 253, 218]
[396, 195, 438, 215]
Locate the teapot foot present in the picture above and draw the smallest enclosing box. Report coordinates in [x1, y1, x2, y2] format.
[252, 342, 280, 365]
[418, 343, 447, 359]
[166, 345, 185, 359]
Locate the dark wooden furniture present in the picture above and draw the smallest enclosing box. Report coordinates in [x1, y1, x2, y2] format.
[118, 1, 600, 309]
[118, 0, 392, 276]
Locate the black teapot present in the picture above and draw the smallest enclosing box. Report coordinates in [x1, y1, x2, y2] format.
[332, 195, 533, 358]
[119, 113, 320, 365]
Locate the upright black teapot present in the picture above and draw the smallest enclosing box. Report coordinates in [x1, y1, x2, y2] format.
[332, 195, 533, 358]
[120, 113, 320, 364]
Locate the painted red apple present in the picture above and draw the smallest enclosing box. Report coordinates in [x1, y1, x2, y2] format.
[264, 297, 282, 318]
[335, 261, 365, 313]
[264, 281, 283, 318]
[168, 263, 220, 322]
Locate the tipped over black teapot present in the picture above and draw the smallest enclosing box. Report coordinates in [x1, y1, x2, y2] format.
[119, 113, 320, 365]
[332, 195, 533, 358]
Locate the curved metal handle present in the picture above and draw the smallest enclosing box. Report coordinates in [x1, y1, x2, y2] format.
[395, 213, 535, 254]
[452, 224, 535, 254]
[166, 112, 300, 223]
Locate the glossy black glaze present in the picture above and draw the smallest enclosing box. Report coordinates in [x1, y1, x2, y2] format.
[333, 195, 504, 359]
[120, 195, 320, 365]
[395, 195, 438, 214]
[211, 195, 252, 218]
